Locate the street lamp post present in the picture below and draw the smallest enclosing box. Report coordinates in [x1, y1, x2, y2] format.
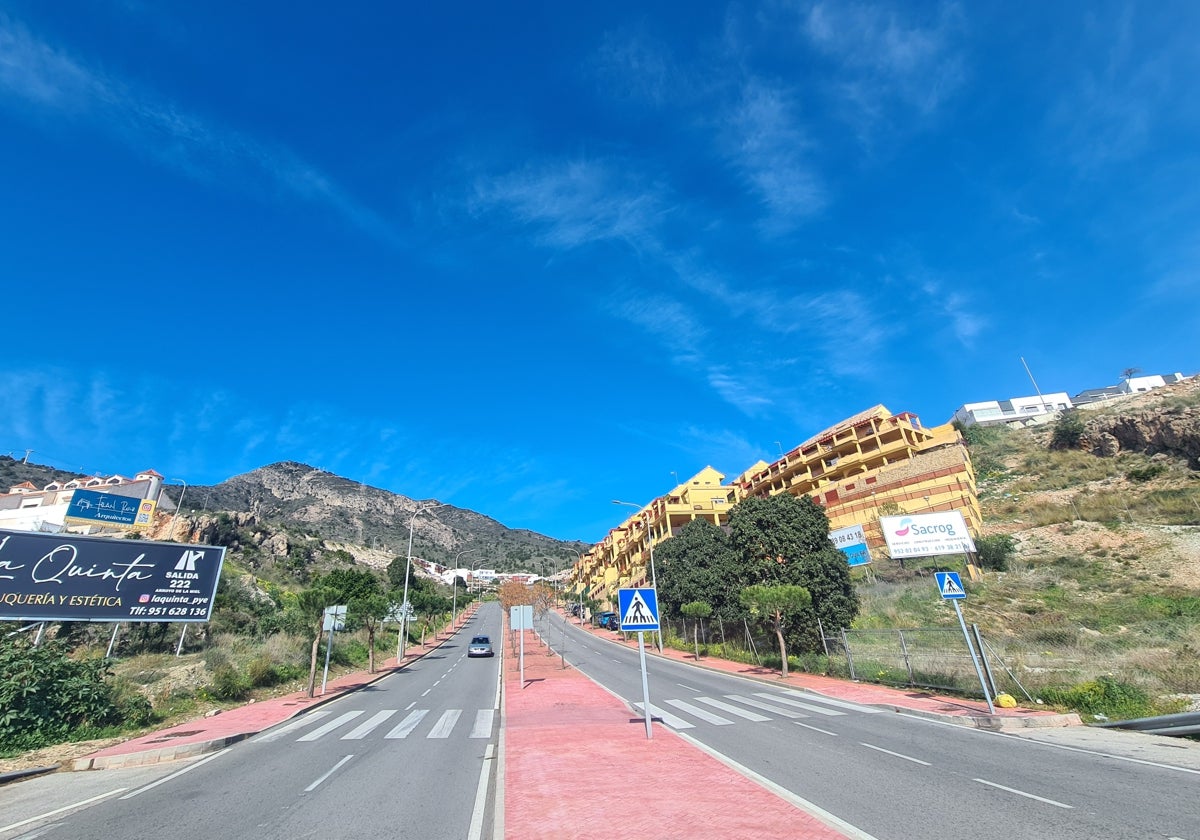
[469, 556, 486, 593]
[452, 548, 477, 628]
[613, 499, 662, 652]
[170, 478, 188, 542]
[399, 501, 444, 662]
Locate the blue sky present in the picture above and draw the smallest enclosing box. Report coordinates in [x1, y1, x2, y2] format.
[1, 2, 1196, 543]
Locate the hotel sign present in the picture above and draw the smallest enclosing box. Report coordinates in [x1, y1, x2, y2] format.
[0, 529, 225, 623]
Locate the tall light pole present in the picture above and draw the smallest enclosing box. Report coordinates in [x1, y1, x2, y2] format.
[613, 499, 662, 652]
[170, 478, 188, 542]
[399, 501, 443, 662]
[564, 549, 584, 626]
[452, 548, 477, 625]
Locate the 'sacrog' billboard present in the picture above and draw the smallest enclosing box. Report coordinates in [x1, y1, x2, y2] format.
[0, 529, 225, 623]
[879, 511, 977, 559]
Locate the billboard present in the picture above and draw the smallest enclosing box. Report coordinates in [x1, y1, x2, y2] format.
[829, 524, 871, 567]
[65, 488, 145, 528]
[0, 529, 225, 623]
[879, 511, 977, 559]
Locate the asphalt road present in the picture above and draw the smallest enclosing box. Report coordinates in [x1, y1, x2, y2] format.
[540, 609, 1200, 840]
[0, 603, 504, 840]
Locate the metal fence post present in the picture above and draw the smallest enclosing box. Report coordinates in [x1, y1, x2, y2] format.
[840, 628, 856, 681]
[898, 629, 914, 684]
[972, 623, 998, 697]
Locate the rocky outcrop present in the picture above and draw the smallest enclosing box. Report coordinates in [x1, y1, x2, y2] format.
[1084, 406, 1200, 467]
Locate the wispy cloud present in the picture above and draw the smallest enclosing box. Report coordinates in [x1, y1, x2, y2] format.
[0, 14, 393, 242]
[797, 1, 965, 131]
[722, 79, 825, 232]
[470, 158, 669, 252]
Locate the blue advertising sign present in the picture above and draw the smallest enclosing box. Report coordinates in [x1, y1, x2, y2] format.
[842, 542, 872, 567]
[65, 489, 144, 528]
[0, 529, 226, 623]
[830, 524, 871, 567]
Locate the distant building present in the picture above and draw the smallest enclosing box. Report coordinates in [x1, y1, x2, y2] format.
[952, 393, 1072, 428]
[1074, 372, 1192, 408]
[0, 469, 167, 533]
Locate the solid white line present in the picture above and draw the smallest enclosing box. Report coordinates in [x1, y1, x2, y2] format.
[674, 730, 882, 840]
[121, 753, 231, 796]
[694, 696, 771, 722]
[779, 689, 884, 713]
[665, 698, 734, 725]
[297, 710, 363, 741]
[860, 743, 931, 766]
[795, 721, 839, 737]
[467, 743, 495, 840]
[470, 709, 495, 738]
[254, 710, 331, 743]
[634, 702, 694, 729]
[756, 693, 846, 716]
[0, 788, 128, 833]
[304, 755, 354, 792]
[342, 709, 398, 739]
[974, 778, 1073, 809]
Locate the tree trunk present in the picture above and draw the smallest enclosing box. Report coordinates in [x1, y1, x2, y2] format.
[693, 622, 700, 660]
[368, 626, 376, 674]
[307, 631, 320, 697]
[773, 611, 788, 678]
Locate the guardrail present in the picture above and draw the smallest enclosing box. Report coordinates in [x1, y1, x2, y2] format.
[1096, 711, 1200, 737]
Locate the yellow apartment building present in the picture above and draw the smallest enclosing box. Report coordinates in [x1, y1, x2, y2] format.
[572, 406, 981, 608]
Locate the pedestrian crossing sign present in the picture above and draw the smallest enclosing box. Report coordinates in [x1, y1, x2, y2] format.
[617, 588, 660, 631]
[935, 571, 966, 600]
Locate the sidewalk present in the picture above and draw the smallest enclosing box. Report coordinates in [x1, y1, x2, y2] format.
[502, 619, 858, 840]
[568, 614, 1081, 732]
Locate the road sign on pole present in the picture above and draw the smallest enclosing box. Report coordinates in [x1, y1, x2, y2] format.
[933, 573, 994, 714]
[935, 571, 966, 599]
[618, 588, 660, 631]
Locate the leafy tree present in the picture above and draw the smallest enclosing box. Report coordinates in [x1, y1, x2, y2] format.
[680, 601, 712, 660]
[740, 584, 811, 678]
[655, 519, 744, 624]
[1050, 410, 1085, 451]
[729, 494, 859, 653]
[296, 585, 337, 698]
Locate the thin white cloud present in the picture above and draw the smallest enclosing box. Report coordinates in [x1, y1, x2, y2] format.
[471, 158, 668, 252]
[919, 279, 984, 347]
[723, 79, 825, 231]
[0, 14, 394, 243]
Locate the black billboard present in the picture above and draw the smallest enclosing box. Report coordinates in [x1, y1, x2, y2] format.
[0, 529, 225, 623]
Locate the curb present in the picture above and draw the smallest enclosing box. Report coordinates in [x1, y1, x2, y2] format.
[568, 615, 1078, 731]
[70, 609, 480, 772]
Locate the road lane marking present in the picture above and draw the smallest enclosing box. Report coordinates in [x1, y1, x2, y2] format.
[780, 689, 883, 713]
[634, 702, 694, 729]
[1, 788, 128, 833]
[470, 709, 495, 738]
[304, 755, 354, 792]
[386, 709, 429, 738]
[974, 778, 1073, 808]
[726, 695, 809, 718]
[693, 696, 771, 721]
[665, 698, 735, 725]
[122, 748, 232, 798]
[405, 701, 416, 710]
[342, 710, 398, 739]
[467, 743, 495, 840]
[861, 743, 931, 765]
[298, 711, 364, 741]
[255, 710, 331, 743]
[795, 722, 839, 736]
[428, 709, 463, 738]
[674, 730, 882, 840]
[677, 683, 700, 692]
[422, 689, 432, 696]
[755, 693, 846, 716]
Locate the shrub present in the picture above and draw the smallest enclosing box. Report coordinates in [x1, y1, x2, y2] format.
[1049, 411, 1085, 451]
[1126, 464, 1166, 482]
[975, 534, 1016, 571]
[1039, 676, 1155, 721]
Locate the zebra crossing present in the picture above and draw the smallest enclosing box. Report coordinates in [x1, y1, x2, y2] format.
[634, 689, 881, 731]
[257, 707, 496, 744]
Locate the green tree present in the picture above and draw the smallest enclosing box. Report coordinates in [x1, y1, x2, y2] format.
[655, 519, 743, 624]
[296, 586, 337, 698]
[729, 494, 859, 653]
[680, 601, 712, 660]
[740, 584, 811, 678]
[1050, 410, 1085, 451]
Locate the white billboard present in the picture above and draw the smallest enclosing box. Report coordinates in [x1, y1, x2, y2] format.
[879, 511, 977, 559]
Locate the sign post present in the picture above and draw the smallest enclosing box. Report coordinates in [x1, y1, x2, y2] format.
[618, 588, 660, 740]
[935, 572, 994, 714]
[511, 605, 533, 685]
[321, 605, 347, 695]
